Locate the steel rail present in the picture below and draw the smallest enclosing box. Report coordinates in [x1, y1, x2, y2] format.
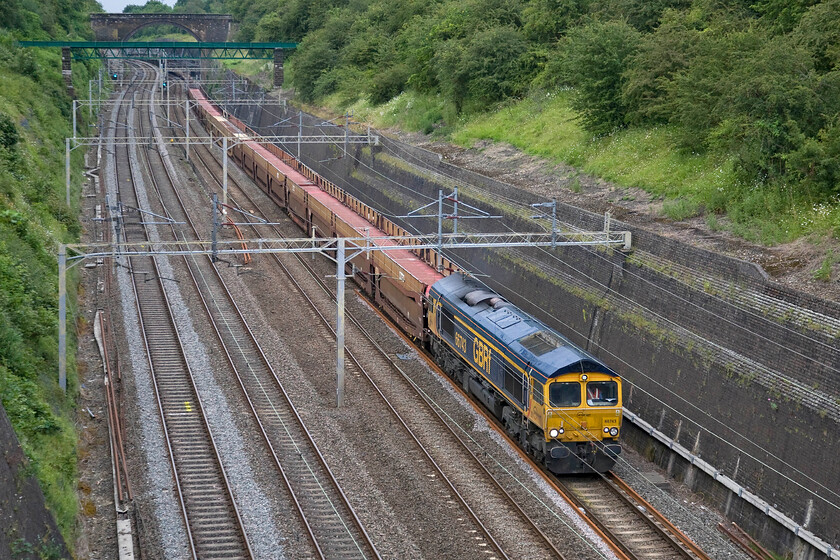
[290, 246, 571, 560]
[717, 522, 775, 560]
[100, 311, 132, 502]
[178, 87, 720, 560]
[609, 474, 711, 560]
[555, 474, 708, 560]
[138, 80, 323, 558]
[112, 63, 196, 559]
[189, 147, 513, 560]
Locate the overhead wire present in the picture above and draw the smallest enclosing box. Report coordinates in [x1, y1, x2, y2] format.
[250, 102, 440, 206]
[272, 106, 840, 382]
[441, 245, 840, 511]
[179, 91, 618, 555]
[199, 87, 840, 556]
[297, 166, 767, 544]
[228, 91, 840, 511]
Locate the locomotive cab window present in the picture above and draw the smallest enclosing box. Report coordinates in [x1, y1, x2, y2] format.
[549, 382, 581, 407]
[586, 380, 618, 406]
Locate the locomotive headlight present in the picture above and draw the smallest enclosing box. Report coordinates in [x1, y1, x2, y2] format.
[609, 427, 619, 437]
[603, 427, 610, 433]
[581, 374, 588, 381]
[558, 427, 564, 434]
[549, 428, 560, 438]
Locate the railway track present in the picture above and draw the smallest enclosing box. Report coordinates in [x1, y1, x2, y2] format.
[137, 76, 380, 560]
[717, 521, 775, 560]
[556, 474, 709, 560]
[173, 92, 624, 559]
[108, 63, 252, 559]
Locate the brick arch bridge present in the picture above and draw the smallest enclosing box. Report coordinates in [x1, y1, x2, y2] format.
[90, 13, 233, 42]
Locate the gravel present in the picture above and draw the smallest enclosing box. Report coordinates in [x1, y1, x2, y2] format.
[613, 451, 751, 559]
[130, 79, 288, 559]
[424, 359, 620, 559]
[101, 67, 290, 559]
[195, 154, 618, 559]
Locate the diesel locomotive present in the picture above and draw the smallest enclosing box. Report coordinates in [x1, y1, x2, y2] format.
[189, 88, 623, 474]
[428, 274, 621, 473]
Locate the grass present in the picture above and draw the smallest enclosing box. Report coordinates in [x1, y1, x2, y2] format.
[451, 90, 736, 201]
[448, 90, 840, 245]
[328, 90, 449, 135]
[221, 59, 275, 90]
[662, 198, 701, 221]
[0, 32, 96, 547]
[127, 31, 197, 42]
[813, 250, 837, 282]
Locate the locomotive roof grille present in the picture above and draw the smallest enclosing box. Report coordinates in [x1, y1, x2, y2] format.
[518, 330, 564, 356]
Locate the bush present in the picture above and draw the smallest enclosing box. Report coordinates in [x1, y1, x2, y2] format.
[522, 0, 589, 42]
[622, 10, 698, 125]
[460, 26, 531, 111]
[289, 30, 338, 101]
[0, 113, 19, 149]
[792, 0, 840, 73]
[786, 119, 840, 197]
[369, 63, 411, 105]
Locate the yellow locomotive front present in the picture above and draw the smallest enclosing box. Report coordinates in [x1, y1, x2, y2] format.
[538, 371, 623, 473]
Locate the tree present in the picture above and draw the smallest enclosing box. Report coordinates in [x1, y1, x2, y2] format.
[751, 0, 818, 33]
[787, 118, 840, 197]
[622, 10, 699, 125]
[123, 1, 173, 14]
[290, 31, 337, 101]
[562, 18, 642, 135]
[709, 38, 819, 182]
[522, 0, 590, 42]
[461, 26, 530, 110]
[664, 28, 762, 151]
[592, 0, 691, 32]
[793, 0, 840, 73]
[289, 10, 353, 102]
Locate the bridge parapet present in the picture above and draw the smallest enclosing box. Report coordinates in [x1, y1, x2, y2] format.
[90, 13, 233, 42]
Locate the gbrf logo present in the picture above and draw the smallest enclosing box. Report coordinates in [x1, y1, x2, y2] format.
[473, 338, 492, 373]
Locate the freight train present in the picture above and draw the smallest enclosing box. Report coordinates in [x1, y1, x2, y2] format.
[188, 87, 623, 474]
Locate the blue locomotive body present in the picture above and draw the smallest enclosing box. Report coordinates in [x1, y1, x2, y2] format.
[427, 273, 622, 474]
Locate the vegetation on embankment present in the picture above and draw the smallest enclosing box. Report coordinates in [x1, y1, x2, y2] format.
[171, 0, 840, 249]
[1, 0, 101, 546]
